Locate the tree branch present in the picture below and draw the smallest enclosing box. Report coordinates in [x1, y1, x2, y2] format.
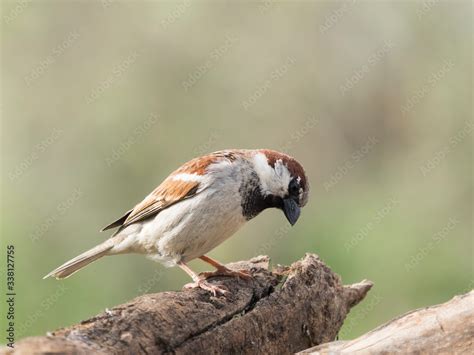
[299, 290, 474, 354]
[2, 254, 372, 354]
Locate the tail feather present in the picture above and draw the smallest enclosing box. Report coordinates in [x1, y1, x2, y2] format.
[44, 242, 113, 280]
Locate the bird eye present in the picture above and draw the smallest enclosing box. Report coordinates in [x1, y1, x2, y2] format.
[288, 178, 299, 196]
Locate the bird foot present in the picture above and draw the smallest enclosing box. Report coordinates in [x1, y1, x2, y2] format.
[199, 267, 252, 280]
[183, 279, 229, 296]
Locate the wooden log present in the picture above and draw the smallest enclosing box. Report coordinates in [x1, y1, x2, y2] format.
[299, 290, 474, 354]
[1, 254, 372, 354]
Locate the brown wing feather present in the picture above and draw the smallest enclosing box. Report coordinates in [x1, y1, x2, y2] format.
[100, 150, 245, 231]
[122, 179, 199, 227]
[101, 209, 133, 231]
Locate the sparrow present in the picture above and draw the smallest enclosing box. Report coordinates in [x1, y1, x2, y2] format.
[44, 149, 309, 295]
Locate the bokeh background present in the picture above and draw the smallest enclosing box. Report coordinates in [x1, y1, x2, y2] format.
[1, 0, 472, 343]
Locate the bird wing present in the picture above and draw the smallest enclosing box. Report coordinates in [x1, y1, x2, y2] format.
[100, 209, 133, 231]
[121, 177, 200, 227]
[101, 150, 242, 231]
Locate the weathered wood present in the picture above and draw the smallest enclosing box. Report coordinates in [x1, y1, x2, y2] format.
[1, 254, 372, 354]
[299, 290, 474, 354]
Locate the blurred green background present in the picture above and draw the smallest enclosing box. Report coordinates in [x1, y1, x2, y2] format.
[1, 0, 472, 343]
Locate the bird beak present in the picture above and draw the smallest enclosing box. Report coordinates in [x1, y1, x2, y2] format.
[282, 198, 301, 226]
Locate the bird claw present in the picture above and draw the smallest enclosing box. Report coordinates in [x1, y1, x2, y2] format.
[199, 268, 252, 280]
[183, 280, 229, 296]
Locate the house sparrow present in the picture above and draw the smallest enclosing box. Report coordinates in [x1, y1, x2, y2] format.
[44, 149, 309, 295]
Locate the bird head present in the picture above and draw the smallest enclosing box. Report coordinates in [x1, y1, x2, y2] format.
[251, 149, 309, 225]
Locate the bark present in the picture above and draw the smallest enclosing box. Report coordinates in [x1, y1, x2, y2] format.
[2, 254, 372, 355]
[299, 290, 474, 354]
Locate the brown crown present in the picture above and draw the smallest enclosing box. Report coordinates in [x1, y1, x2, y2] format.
[259, 149, 308, 192]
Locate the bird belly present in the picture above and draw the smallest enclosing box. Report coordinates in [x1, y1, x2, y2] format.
[132, 187, 246, 266]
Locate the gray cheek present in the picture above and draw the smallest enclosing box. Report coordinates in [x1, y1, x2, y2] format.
[299, 191, 309, 207]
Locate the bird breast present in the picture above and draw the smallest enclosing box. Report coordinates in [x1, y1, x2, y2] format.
[116, 161, 251, 266]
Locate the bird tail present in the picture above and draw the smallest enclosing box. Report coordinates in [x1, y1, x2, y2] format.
[43, 241, 114, 280]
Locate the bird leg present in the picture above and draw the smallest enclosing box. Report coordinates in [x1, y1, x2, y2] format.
[198, 255, 251, 280]
[178, 261, 228, 296]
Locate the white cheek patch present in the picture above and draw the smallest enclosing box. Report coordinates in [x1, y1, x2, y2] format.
[252, 153, 291, 197]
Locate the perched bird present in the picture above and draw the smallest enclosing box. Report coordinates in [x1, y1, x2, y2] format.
[44, 149, 309, 295]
